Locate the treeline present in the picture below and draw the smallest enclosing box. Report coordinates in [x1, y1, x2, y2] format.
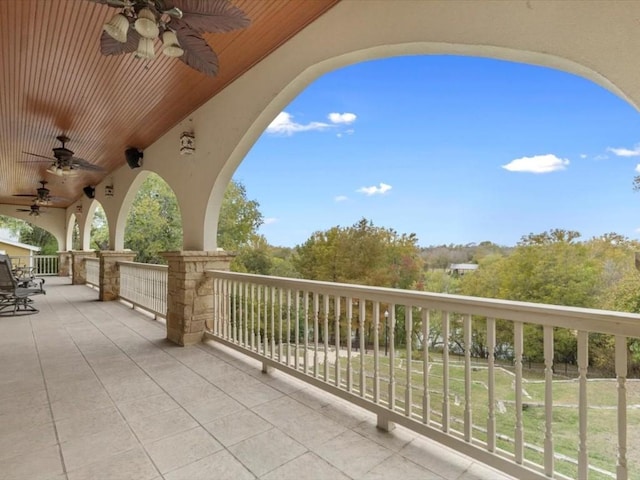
[4, 176, 640, 376]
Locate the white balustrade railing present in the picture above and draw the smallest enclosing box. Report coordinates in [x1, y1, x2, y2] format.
[118, 261, 167, 319]
[10, 255, 59, 275]
[85, 257, 99, 287]
[206, 270, 640, 480]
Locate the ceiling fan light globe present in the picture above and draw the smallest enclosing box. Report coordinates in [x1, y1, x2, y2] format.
[134, 8, 159, 39]
[103, 13, 129, 43]
[162, 31, 183, 57]
[136, 37, 155, 60]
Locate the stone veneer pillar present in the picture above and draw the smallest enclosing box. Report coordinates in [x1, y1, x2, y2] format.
[98, 251, 137, 301]
[57, 251, 72, 277]
[163, 251, 235, 346]
[70, 250, 98, 285]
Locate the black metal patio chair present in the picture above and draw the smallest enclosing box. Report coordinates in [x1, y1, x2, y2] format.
[0, 254, 45, 315]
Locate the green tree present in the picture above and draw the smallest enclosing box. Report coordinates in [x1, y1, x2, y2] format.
[294, 218, 423, 348]
[90, 205, 109, 250]
[124, 175, 262, 264]
[125, 173, 183, 264]
[217, 181, 263, 251]
[0, 216, 58, 254]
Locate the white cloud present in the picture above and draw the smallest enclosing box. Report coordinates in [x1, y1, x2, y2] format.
[334, 195, 348, 202]
[608, 145, 640, 157]
[594, 154, 609, 161]
[635, 164, 640, 173]
[502, 154, 569, 173]
[579, 154, 587, 159]
[328, 112, 357, 124]
[357, 182, 392, 196]
[263, 217, 278, 225]
[266, 112, 330, 136]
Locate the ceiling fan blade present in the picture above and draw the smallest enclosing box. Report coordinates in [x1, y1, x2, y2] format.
[21, 152, 54, 161]
[71, 157, 104, 171]
[86, 0, 130, 6]
[100, 30, 139, 56]
[174, 27, 219, 76]
[170, 0, 250, 34]
[12, 194, 37, 197]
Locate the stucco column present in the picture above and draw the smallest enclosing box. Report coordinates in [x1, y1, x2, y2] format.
[98, 250, 137, 301]
[57, 251, 72, 277]
[163, 251, 235, 346]
[70, 250, 98, 285]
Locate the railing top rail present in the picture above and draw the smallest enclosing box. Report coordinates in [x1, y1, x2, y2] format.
[117, 261, 168, 271]
[206, 269, 640, 338]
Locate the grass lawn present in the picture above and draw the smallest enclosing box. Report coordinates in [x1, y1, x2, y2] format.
[305, 347, 640, 479]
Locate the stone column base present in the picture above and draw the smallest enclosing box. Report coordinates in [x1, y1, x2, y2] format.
[70, 250, 98, 285]
[99, 251, 137, 301]
[162, 251, 235, 346]
[57, 251, 71, 277]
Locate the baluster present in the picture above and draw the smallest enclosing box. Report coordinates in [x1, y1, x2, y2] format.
[577, 330, 589, 480]
[221, 279, 227, 339]
[257, 286, 262, 353]
[286, 289, 292, 367]
[243, 283, 249, 347]
[270, 286, 275, 358]
[232, 281, 238, 343]
[543, 325, 554, 476]
[463, 313, 472, 442]
[359, 300, 366, 397]
[278, 289, 283, 362]
[314, 293, 319, 377]
[514, 321, 524, 464]
[486, 317, 496, 452]
[373, 302, 380, 403]
[405, 306, 413, 417]
[422, 309, 430, 424]
[304, 291, 309, 374]
[616, 335, 628, 480]
[442, 311, 450, 433]
[212, 278, 219, 335]
[389, 306, 396, 411]
[335, 296, 341, 387]
[263, 286, 268, 356]
[323, 295, 329, 382]
[295, 290, 300, 370]
[346, 297, 353, 392]
[250, 284, 256, 350]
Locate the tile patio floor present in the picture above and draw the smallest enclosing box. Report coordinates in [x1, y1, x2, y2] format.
[0, 277, 516, 480]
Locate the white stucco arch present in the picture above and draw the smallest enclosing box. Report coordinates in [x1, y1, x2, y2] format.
[0, 204, 66, 251]
[113, 170, 153, 251]
[63, 1, 640, 252]
[196, 2, 640, 251]
[79, 200, 101, 250]
[65, 212, 78, 251]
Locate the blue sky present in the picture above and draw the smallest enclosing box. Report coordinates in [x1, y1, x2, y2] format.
[233, 55, 640, 248]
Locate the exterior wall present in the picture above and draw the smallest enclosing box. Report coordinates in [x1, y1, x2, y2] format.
[0, 243, 32, 257]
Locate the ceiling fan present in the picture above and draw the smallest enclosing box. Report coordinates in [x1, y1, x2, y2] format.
[13, 180, 68, 206]
[22, 136, 104, 177]
[16, 204, 45, 217]
[89, 0, 250, 77]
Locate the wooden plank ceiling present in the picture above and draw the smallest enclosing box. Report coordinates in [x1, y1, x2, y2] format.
[0, 0, 339, 210]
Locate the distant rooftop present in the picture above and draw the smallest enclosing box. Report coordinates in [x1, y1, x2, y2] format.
[0, 238, 40, 251]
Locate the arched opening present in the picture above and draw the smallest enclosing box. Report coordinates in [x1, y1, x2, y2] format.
[89, 202, 109, 251]
[123, 172, 182, 264]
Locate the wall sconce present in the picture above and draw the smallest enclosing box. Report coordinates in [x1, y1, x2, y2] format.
[180, 131, 195, 155]
[105, 184, 114, 197]
[76, 205, 83, 215]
